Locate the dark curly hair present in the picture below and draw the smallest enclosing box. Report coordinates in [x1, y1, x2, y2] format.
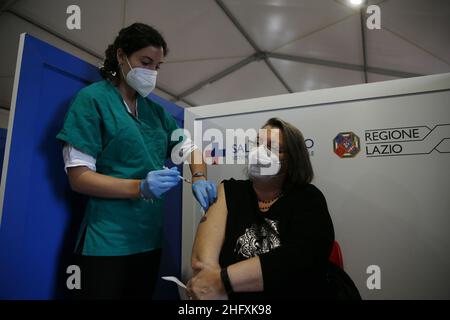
[100, 22, 168, 83]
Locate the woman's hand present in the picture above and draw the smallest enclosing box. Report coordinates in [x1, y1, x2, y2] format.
[187, 261, 228, 300]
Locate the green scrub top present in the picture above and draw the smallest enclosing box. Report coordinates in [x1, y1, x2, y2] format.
[56, 80, 182, 256]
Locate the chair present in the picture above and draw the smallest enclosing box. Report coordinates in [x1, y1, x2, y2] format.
[329, 241, 344, 269]
[327, 242, 362, 299]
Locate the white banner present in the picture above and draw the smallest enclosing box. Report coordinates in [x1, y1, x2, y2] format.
[182, 73, 450, 299]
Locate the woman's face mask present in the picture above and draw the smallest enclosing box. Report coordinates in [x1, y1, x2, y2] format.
[248, 145, 285, 180]
[122, 56, 157, 97]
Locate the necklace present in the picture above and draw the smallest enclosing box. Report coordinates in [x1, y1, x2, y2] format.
[258, 192, 283, 211]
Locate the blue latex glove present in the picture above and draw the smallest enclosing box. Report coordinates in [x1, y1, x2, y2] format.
[192, 180, 217, 211]
[140, 167, 181, 199]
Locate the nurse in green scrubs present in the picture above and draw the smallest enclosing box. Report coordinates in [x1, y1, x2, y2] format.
[56, 23, 216, 299]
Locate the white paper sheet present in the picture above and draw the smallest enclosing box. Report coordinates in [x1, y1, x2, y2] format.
[161, 276, 189, 300]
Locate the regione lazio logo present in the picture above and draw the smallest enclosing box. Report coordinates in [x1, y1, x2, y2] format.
[333, 132, 361, 158]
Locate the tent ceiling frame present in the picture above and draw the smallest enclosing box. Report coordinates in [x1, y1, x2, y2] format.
[4, 8, 193, 107]
[176, 0, 422, 103]
[214, 0, 293, 94]
[4, 1, 428, 108]
[360, 7, 369, 83]
[267, 52, 422, 78]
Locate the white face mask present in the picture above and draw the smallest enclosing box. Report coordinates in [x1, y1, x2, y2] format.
[122, 56, 157, 97]
[248, 145, 282, 180]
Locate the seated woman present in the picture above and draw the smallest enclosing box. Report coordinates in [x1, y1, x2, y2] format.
[187, 118, 335, 300]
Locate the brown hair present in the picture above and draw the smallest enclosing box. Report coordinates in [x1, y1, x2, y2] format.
[263, 117, 314, 190]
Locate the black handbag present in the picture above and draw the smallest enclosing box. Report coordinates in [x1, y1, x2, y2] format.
[326, 262, 362, 300]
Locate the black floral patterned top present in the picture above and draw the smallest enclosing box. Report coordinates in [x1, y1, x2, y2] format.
[219, 179, 335, 300]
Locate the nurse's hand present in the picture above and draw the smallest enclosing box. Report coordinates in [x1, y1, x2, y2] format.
[192, 179, 217, 211]
[140, 167, 180, 199]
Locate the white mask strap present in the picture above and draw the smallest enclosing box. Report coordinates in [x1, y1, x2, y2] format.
[125, 55, 133, 71]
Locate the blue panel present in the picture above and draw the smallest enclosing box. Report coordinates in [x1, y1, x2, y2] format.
[0, 34, 101, 299]
[0, 34, 184, 300]
[149, 95, 184, 300]
[149, 93, 184, 124]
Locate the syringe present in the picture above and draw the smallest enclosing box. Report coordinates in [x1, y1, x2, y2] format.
[163, 166, 191, 184]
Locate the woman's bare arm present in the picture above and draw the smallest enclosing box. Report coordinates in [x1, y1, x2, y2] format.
[191, 182, 227, 272]
[226, 256, 264, 292]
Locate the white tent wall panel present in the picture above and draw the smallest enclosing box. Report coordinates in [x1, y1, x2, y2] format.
[173, 100, 192, 108]
[0, 77, 14, 113]
[380, 0, 450, 65]
[157, 57, 244, 96]
[0, 12, 100, 112]
[124, 0, 254, 62]
[269, 58, 365, 92]
[185, 60, 289, 106]
[366, 26, 450, 75]
[152, 88, 176, 101]
[0, 109, 9, 129]
[275, 14, 364, 66]
[11, 0, 124, 57]
[222, 0, 354, 52]
[367, 72, 398, 83]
